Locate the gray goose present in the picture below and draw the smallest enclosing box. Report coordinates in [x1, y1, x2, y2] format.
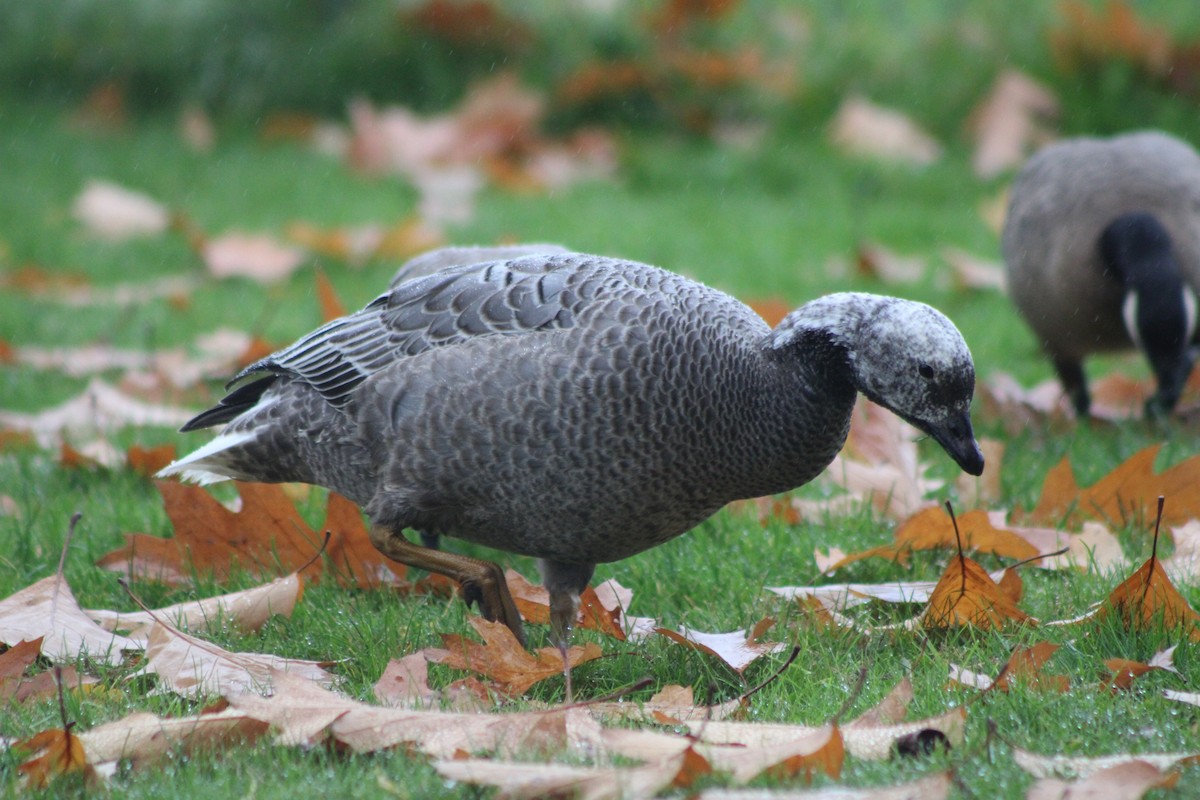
[1002, 131, 1200, 417]
[161, 251, 985, 652]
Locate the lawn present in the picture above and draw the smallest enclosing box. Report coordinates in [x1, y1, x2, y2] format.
[3, 3, 1200, 798]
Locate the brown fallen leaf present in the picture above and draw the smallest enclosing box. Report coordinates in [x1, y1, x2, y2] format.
[125, 444, 177, 477]
[313, 268, 346, 322]
[920, 545, 1033, 630]
[746, 298, 791, 328]
[319, 491, 408, 589]
[202, 232, 307, 284]
[949, 642, 1068, 693]
[85, 572, 303, 645]
[0, 575, 137, 665]
[1051, 0, 1173, 78]
[587, 683, 746, 724]
[15, 726, 93, 789]
[1163, 519, 1200, 583]
[372, 651, 440, 709]
[0, 638, 44, 700]
[504, 569, 627, 641]
[1020, 445, 1200, 529]
[696, 772, 953, 799]
[286, 219, 444, 266]
[139, 620, 334, 699]
[828, 95, 942, 166]
[427, 616, 602, 695]
[71, 179, 169, 241]
[1027, 760, 1178, 800]
[940, 246, 1008, 293]
[654, 618, 786, 673]
[855, 242, 926, 284]
[10, 667, 98, 705]
[1101, 645, 1179, 692]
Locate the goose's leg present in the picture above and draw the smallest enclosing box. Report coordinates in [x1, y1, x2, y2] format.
[368, 525, 524, 645]
[1051, 354, 1090, 417]
[541, 560, 595, 702]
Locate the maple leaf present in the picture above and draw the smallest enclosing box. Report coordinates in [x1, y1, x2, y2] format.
[202, 232, 307, 284]
[1026, 760, 1178, 799]
[0, 575, 137, 665]
[139, 620, 334, 698]
[828, 95, 943, 166]
[85, 573, 303, 644]
[320, 491, 408, 589]
[313, 269, 346, 322]
[1095, 538, 1200, 641]
[941, 246, 1008, 294]
[1013, 745, 1195, 784]
[71, 179, 169, 241]
[855, 241, 926, 284]
[1163, 519, 1200, 583]
[654, 618, 786, 673]
[1020, 445, 1200, 529]
[587, 683, 746, 724]
[372, 652, 441, 709]
[286, 218, 445, 266]
[125, 444, 177, 477]
[427, 616, 602, 695]
[15, 727, 92, 789]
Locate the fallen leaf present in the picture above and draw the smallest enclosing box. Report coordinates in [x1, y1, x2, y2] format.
[79, 707, 265, 776]
[0, 575, 137, 665]
[1020, 445, 1200, 529]
[1050, 0, 1173, 78]
[695, 772, 953, 799]
[504, 569, 627, 640]
[1164, 519, 1200, 583]
[695, 723, 844, 783]
[587, 683, 746, 724]
[0, 378, 197, 449]
[855, 242, 926, 284]
[941, 246, 1008, 293]
[11, 667, 98, 705]
[372, 652, 440, 709]
[1013, 745, 1196, 780]
[139, 620, 334, 698]
[1026, 760, 1178, 800]
[71, 180, 169, 241]
[202, 232, 307, 284]
[313, 269, 346, 322]
[592, 578, 658, 642]
[15, 727, 92, 789]
[920, 549, 1033, 630]
[654, 618, 787, 673]
[125, 444, 177, 477]
[1101, 645, 1179, 692]
[949, 642, 1068, 693]
[319, 491, 408, 589]
[828, 95, 942, 166]
[427, 616, 602, 695]
[85, 572, 303, 644]
[178, 105, 215, 153]
[965, 69, 1059, 178]
[0, 638, 44, 700]
[1093, 535, 1200, 641]
[747, 297, 791, 328]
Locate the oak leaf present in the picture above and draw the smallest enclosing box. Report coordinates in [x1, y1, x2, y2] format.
[427, 616, 602, 695]
[654, 618, 786, 673]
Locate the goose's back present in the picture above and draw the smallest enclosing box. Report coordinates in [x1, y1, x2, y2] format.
[1003, 131, 1200, 356]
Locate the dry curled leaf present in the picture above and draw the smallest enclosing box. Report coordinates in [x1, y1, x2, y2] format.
[654, 618, 786, 673]
[0, 575, 137, 665]
[16, 726, 92, 789]
[0, 638, 44, 700]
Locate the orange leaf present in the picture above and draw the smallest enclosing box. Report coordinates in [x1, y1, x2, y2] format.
[1021, 445, 1200, 529]
[763, 724, 845, 783]
[314, 269, 346, 322]
[503, 570, 626, 640]
[747, 298, 791, 328]
[829, 507, 1038, 570]
[654, 619, 786, 672]
[922, 551, 1032, 630]
[996, 642, 1069, 693]
[125, 444, 176, 477]
[1096, 549, 1200, 641]
[16, 727, 91, 788]
[59, 442, 102, 470]
[320, 492, 407, 589]
[427, 617, 602, 695]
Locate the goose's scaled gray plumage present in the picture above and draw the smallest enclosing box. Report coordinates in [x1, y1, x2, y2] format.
[1002, 130, 1200, 417]
[161, 251, 985, 650]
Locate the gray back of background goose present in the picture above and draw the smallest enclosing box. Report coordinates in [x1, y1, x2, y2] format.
[162, 251, 984, 644]
[1002, 130, 1200, 415]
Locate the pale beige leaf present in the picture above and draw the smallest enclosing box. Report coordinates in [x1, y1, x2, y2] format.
[1149, 645, 1179, 674]
[592, 578, 658, 642]
[690, 707, 965, 762]
[1165, 520, 1200, 583]
[372, 652, 438, 709]
[654, 621, 786, 673]
[1013, 747, 1197, 779]
[178, 105, 215, 153]
[71, 180, 169, 240]
[86, 573, 302, 644]
[828, 95, 942, 166]
[941, 247, 1008, 293]
[51, 275, 201, 308]
[846, 678, 913, 727]
[202, 232, 307, 283]
[435, 756, 689, 800]
[0, 378, 197, 448]
[770, 566, 1007, 610]
[1163, 688, 1200, 707]
[1003, 519, 1126, 573]
[697, 723, 840, 783]
[586, 683, 745, 724]
[78, 708, 266, 773]
[855, 242, 926, 284]
[141, 621, 333, 698]
[947, 663, 994, 691]
[0, 575, 137, 665]
[412, 165, 484, 227]
[813, 547, 848, 575]
[955, 438, 1005, 507]
[1026, 761, 1175, 800]
[966, 69, 1059, 179]
[696, 772, 952, 799]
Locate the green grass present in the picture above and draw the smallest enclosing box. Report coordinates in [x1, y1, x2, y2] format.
[4, 36, 1200, 800]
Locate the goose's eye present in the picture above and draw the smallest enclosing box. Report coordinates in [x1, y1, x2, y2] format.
[918, 363, 935, 380]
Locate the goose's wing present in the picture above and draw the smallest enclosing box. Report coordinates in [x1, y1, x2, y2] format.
[181, 253, 614, 430]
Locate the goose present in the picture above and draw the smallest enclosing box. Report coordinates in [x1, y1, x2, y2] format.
[161, 251, 984, 658]
[1002, 130, 1200, 416]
